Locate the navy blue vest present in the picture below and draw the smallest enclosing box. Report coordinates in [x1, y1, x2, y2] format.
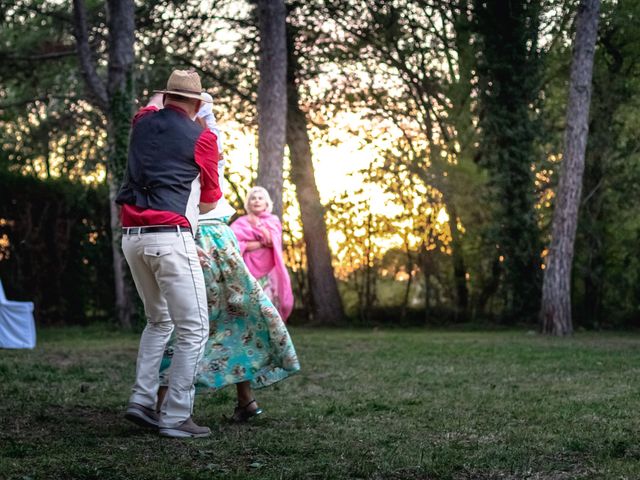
[116, 108, 203, 217]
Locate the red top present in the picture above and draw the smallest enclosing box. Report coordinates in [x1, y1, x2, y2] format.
[121, 104, 221, 228]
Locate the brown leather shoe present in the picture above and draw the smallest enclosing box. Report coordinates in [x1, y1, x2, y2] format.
[159, 417, 211, 438]
[124, 402, 159, 429]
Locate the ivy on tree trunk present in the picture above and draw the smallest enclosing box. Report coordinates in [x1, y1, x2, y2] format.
[473, 0, 544, 321]
[72, 0, 136, 328]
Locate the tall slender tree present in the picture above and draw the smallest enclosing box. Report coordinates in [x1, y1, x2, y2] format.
[286, 23, 345, 325]
[72, 0, 136, 328]
[255, 0, 287, 218]
[541, 0, 601, 336]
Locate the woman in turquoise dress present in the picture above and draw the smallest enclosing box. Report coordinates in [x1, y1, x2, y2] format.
[157, 98, 299, 421]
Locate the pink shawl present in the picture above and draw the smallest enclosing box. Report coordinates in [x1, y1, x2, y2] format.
[230, 212, 294, 321]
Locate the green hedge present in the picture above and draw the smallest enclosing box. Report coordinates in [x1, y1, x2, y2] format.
[0, 170, 114, 325]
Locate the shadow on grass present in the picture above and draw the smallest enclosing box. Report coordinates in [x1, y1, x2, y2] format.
[5, 404, 152, 443]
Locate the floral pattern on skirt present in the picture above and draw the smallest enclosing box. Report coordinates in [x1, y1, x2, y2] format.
[257, 275, 281, 315]
[159, 219, 300, 391]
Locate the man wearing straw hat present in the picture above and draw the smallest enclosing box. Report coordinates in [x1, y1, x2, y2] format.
[116, 69, 220, 438]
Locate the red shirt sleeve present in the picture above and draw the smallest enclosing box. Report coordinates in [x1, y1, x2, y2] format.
[132, 106, 159, 126]
[194, 129, 221, 203]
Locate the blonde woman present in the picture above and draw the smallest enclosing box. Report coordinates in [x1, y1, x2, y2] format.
[230, 187, 294, 321]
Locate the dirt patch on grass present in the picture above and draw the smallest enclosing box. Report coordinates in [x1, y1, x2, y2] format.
[1, 404, 129, 441]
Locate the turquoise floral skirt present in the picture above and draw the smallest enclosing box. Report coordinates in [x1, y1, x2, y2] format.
[159, 219, 300, 391]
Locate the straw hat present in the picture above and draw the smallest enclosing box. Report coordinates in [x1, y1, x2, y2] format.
[155, 69, 212, 102]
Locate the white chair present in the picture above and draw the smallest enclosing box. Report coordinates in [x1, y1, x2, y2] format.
[0, 280, 36, 349]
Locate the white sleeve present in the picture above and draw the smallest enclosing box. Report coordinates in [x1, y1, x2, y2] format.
[197, 110, 223, 153]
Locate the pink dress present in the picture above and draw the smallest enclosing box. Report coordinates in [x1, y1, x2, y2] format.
[230, 213, 294, 321]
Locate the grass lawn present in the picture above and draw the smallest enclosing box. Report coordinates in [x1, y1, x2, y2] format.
[1, 327, 639, 479]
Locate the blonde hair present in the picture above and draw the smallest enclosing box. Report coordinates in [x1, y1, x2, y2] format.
[244, 186, 273, 214]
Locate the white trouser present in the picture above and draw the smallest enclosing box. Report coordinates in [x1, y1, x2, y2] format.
[122, 229, 209, 427]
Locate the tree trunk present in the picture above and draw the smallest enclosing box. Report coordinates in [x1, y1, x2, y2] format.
[73, 0, 136, 328]
[362, 209, 377, 323]
[447, 204, 469, 317]
[287, 100, 345, 325]
[473, 0, 544, 321]
[106, 0, 136, 329]
[109, 181, 135, 328]
[401, 272, 413, 321]
[475, 258, 501, 318]
[256, 0, 287, 218]
[419, 245, 432, 321]
[286, 68, 345, 326]
[541, 0, 600, 336]
[400, 244, 414, 322]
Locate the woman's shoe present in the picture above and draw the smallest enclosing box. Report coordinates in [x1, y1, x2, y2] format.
[231, 399, 263, 423]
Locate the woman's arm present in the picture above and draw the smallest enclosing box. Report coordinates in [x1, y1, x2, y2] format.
[231, 215, 266, 254]
[244, 240, 264, 252]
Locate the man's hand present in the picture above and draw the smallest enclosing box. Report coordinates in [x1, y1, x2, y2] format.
[147, 93, 164, 109]
[199, 201, 218, 214]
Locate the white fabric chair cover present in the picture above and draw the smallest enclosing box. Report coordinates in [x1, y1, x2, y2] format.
[0, 280, 36, 349]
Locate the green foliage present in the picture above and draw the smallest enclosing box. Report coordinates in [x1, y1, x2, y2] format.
[473, 0, 544, 321]
[0, 169, 114, 324]
[0, 2, 107, 179]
